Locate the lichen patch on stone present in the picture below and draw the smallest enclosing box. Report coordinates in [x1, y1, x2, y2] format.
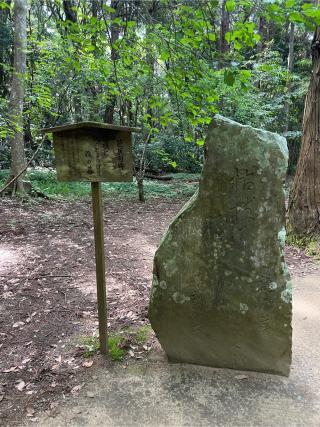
[240, 303, 249, 314]
[172, 292, 190, 304]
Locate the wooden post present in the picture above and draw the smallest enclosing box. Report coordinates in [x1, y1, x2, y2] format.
[91, 181, 108, 355]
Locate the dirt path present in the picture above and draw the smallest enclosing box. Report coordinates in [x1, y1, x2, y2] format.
[0, 197, 319, 425]
[0, 197, 182, 425]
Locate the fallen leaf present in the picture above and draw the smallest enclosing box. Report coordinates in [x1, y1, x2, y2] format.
[71, 384, 83, 395]
[82, 360, 93, 368]
[50, 364, 59, 371]
[128, 350, 134, 357]
[234, 375, 249, 380]
[26, 407, 35, 417]
[55, 355, 62, 363]
[13, 321, 25, 328]
[3, 366, 18, 373]
[16, 380, 26, 391]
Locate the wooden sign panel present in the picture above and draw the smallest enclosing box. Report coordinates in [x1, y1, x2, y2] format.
[53, 128, 133, 182]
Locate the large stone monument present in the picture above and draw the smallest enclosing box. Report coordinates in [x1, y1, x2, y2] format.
[149, 116, 292, 376]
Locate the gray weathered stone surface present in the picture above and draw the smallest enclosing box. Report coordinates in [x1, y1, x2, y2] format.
[149, 115, 292, 376]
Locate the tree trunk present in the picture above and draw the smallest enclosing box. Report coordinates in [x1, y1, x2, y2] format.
[104, 0, 121, 124]
[136, 175, 145, 203]
[0, 0, 12, 97]
[8, 0, 27, 196]
[283, 22, 295, 135]
[219, 0, 229, 54]
[62, 0, 77, 23]
[134, 1, 158, 203]
[256, 15, 266, 54]
[288, 27, 320, 235]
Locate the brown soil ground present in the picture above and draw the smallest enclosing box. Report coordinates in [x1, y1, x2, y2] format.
[0, 196, 319, 426]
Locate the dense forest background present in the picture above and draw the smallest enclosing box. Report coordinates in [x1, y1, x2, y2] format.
[0, 0, 320, 192]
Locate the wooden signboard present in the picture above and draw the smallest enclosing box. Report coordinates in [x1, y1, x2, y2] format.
[43, 122, 139, 182]
[43, 122, 140, 357]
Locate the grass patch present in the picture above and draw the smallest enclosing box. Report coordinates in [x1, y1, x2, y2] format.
[163, 172, 201, 181]
[305, 240, 320, 259]
[80, 336, 100, 358]
[128, 325, 152, 345]
[286, 232, 310, 249]
[0, 168, 198, 200]
[79, 326, 152, 361]
[286, 229, 320, 260]
[108, 336, 127, 361]
[80, 334, 126, 361]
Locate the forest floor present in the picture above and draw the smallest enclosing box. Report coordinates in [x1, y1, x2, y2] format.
[0, 193, 320, 426]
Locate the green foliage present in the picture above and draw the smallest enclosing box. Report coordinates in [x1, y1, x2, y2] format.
[80, 336, 100, 358]
[0, 168, 198, 199]
[129, 325, 152, 345]
[1, 0, 264, 174]
[79, 335, 126, 360]
[306, 240, 320, 260]
[1, 0, 319, 178]
[286, 230, 320, 260]
[108, 336, 127, 361]
[135, 131, 203, 174]
[25, 169, 91, 198]
[79, 325, 152, 361]
[224, 69, 235, 87]
[266, 0, 320, 28]
[212, 43, 308, 139]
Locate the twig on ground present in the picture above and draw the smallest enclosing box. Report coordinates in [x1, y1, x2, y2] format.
[59, 290, 67, 304]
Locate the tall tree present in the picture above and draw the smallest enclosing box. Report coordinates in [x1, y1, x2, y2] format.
[0, 0, 12, 98]
[135, 0, 159, 202]
[219, 0, 230, 54]
[8, 0, 27, 195]
[283, 21, 295, 135]
[104, 0, 121, 124]
[288, 26, 320, 235]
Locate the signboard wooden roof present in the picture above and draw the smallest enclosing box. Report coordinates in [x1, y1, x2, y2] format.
[42, 121, 141, 134]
